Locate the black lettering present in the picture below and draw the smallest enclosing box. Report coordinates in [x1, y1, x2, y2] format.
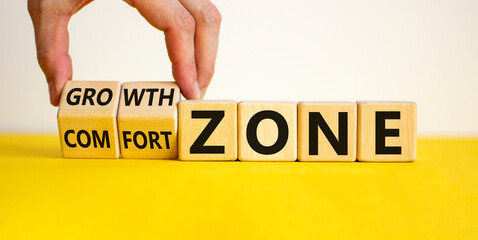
[97, 89, 113, 106]
[159, 88, 175, 106]
[92, 130, 110, 148]
[124, 89, 145, 106]
[160, 131, 172, 149]
[309, 112, 348, 155]
[190, 111, 225, 154]
[246, 110, 288, 155]
[66, 88, 82, 105]
[146, 89, 159, 106]
[148, 131, 161, 149]
[134, 131, 147, 149]
[122, 131, 132, 149]
[65, 129, 76, 147]
[77, 130, 91, 148]
[82, 88, 96, 105]
[376, 111, 401, 154]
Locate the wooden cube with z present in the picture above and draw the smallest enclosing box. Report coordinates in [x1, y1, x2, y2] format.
[357, 101, 417, 162]
[298, 102, 357, 161]
[57, 81, 121, 158]
[117, 82, 180, 159]
[178, 101, 237, 161]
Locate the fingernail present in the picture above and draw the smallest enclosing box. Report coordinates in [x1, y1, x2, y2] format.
[199, 88, 207, 99]
[48, 82, 58, 103]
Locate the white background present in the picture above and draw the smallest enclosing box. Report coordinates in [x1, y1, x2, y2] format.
[1, 0, 477, 135]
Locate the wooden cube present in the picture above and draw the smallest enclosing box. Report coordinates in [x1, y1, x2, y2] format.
[238, 102, 297, 161]
[357, 101, 417, 162]
[57, 81, 121, 158]
[117, 81, 180, 159]
[178, 101, 237, 161]
[298, 102, 357, 161]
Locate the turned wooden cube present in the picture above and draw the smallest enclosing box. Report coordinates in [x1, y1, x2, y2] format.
[357, 101, 417, 162]
[298, 102, 357, 161]
[117, 81, 180, 159]
[178, 101, 237, 161]
[238, 102, 297, 161]
[57, 81, 121, 158]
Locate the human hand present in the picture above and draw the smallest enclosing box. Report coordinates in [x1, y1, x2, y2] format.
[28, 0, 221, 106]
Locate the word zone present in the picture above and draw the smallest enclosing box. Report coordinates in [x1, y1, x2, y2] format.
[58, 81, 417, 162]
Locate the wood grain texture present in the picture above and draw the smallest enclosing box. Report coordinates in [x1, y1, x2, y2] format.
[117, 81, 180, 159]
[238, 102, 297, 161]
[178, 101, 237, 161]
[298, 102, 357, 161]
[57, 81, 121, 158]
[357, 101, 417, 162]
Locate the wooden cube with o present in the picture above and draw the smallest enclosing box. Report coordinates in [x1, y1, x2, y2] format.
[117, 81, 180, 159]
[298, 102, 357, 161]
[238, 102, 297, 161]
[357, 101, 417, 162]
[178, 101, 237, 161]
[58, 81, 121, 158]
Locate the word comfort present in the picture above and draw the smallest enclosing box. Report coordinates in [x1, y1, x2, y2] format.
[58, 81, 417, 162]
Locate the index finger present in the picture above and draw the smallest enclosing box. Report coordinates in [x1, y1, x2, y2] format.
[179, 0, 221, 98]
[131, 0, 200, 99]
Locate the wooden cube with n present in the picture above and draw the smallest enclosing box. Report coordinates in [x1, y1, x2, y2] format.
[298, 102, 357, 161]
[57, 81, 121, 158]
[117, 81, 180, 159]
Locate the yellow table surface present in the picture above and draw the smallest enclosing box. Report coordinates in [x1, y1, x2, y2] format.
[0, 134, 477, 239]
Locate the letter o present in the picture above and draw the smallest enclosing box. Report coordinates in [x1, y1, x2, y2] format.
[77, 130, 91, 148]
[133, 131, 147, 149]
[246, 110, 289, 155]
[97, 88, 113, 106]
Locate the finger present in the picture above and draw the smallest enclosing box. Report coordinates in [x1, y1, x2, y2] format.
[131, 0, 200, 99]
[28, 0, 93, 106]
[178, 0, 221, 98]
[28, 2, 72, 106]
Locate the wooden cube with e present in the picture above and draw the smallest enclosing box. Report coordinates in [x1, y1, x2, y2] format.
[238, 102, 297, 161]
[117, 82, 180, 159]
[178, 101, 237, 161]
[357, 101, 417, 162]
[58, 81, 121, 158]
[298, 102, 357, 161]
